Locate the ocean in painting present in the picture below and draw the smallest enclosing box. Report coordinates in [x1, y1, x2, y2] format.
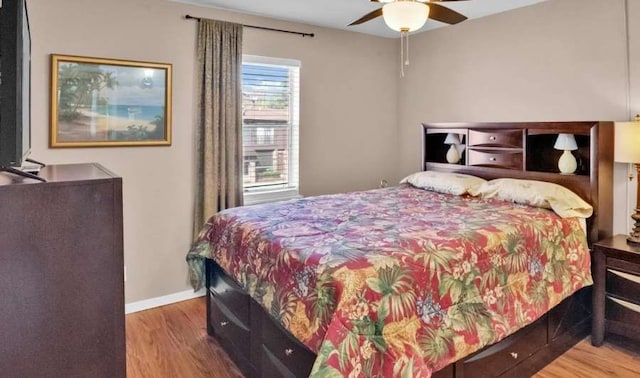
[92, 105, 164, 121]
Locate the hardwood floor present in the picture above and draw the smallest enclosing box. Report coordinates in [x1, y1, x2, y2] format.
[535, 334, 640, 378]
[126, 297, 640, 377]
[126, 297, 242, 378]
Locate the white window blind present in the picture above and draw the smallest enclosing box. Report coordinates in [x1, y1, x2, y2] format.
[242, 56, 300, 205]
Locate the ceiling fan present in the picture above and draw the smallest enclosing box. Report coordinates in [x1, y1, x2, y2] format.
[349, 0, 468, 31]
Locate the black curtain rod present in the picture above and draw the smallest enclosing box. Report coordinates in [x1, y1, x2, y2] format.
[185, 15, 315, 38]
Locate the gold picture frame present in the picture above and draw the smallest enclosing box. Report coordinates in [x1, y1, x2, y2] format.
[50, 54, 172, 147]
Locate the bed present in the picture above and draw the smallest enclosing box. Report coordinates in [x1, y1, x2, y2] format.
[187, 121, 613, 377]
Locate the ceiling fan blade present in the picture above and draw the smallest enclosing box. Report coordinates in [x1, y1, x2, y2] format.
[349, 8, 383, 26]
[428, 3, 468, 25]
[373, 0, 469, 2]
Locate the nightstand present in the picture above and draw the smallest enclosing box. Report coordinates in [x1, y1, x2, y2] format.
[592, 234, 640, 346]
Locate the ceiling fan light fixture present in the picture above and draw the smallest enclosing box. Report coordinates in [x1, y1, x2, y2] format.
[382, 1, 430, 32]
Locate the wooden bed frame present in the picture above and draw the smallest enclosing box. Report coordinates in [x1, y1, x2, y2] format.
[205, 121, 614, 377]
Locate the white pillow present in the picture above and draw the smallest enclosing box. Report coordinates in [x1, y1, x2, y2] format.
[400, 171, 487, 196]
[469, 178, 593, 218]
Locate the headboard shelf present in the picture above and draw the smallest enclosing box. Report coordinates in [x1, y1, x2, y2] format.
[527, 133, 590, 175]
[422, 121, 614, 244]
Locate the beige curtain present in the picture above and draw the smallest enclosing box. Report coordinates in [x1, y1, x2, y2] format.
[193, 19, 244, 239]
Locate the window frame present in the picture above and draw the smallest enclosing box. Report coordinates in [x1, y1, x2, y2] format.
[241, 55, 301, 206]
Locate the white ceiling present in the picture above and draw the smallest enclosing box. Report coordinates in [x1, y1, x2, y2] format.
[173, 0, 548, 38]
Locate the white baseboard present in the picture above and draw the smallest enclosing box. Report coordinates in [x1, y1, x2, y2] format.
[125, 288, 205, 314]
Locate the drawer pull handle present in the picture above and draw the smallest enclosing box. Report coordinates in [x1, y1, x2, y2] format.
[285, 348, 293, 356]
[220, 321, 228, 327]
[489, 136, 497, 141]
[489, 157, 497, 161]
[510, 352, 518, 359]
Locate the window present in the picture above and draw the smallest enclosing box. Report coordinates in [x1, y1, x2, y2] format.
[256, 127, 274, 145]
[242, 56, 300, 205]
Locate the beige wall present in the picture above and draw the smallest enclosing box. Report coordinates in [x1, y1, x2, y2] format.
[27, 0, 398, 303]
[396, 0, 634, 235]
[626, 0, 640, 234]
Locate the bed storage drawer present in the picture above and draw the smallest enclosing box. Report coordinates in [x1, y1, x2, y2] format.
[261, 313, 315, 378]
[208, 263, 250, 326]
[209, 293, 251, 359]
[456, 317, 547, 377]
[468, 149, 523, 170]
[261, 345, 297, 378]
[468, 129, 523, 148]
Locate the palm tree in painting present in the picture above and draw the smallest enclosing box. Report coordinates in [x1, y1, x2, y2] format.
[58, 63, 118, 122]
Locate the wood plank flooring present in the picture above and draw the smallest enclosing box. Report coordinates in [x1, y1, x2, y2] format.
[535, 335, 640, 378]
[126, 297, 640, 377]
[126, 297, 242, 378]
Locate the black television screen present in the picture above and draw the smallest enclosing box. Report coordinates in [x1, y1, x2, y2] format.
[0, 0, 31, 168]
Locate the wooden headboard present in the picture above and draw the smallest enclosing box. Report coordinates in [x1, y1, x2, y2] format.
[421, 121, 614, 245]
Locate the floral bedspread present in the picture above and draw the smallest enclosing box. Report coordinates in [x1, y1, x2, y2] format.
[187, 185, 592, 377]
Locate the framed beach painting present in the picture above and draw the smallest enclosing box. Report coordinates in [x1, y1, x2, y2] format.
[50, 54, 172, 147]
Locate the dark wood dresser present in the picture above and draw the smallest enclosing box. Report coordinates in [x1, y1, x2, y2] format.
[592, 234, 640, 346]
[0, 163, 125, 377]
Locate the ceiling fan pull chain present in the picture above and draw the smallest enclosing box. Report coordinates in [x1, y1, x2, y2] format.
[405, 31, 410, 66]
[400, 31, 405, 77]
